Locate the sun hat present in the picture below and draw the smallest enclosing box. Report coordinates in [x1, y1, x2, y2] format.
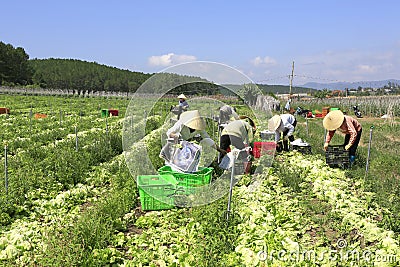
[268, 115, 281, 131]
[178, 94, 187, 99]
[323, 110, 345, 130]
[239, 115, 256, 130]
[179, 110, 206, 130]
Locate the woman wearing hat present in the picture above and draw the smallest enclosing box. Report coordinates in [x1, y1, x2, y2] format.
[268, 114, 297, 152]
[219, 115, 257, 161]
[163, 110, 224, 158]
[323, 110, 362, 164]
[177, 94, 189, 119]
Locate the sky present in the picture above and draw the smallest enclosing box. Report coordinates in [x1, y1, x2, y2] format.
[2, 0, 400, 86]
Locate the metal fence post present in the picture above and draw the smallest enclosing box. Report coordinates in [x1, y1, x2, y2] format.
[365, 126, 374, 176]
[75, 125, 79, 152]
[306, 117, 309, 136]
[4, 144, 8, 195]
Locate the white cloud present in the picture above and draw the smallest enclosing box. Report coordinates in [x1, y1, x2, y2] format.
[251, 56, 277, 66]
[356, 64, 376, 73]
[251, 56, 263, 66]
[148, 53, 197, 67]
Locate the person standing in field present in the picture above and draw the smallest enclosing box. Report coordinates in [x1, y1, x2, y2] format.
[176, 94, 189, 119]
[170, 94, 189, 120]
[284, 98, 291, 111]
[323, 110, 362, 164]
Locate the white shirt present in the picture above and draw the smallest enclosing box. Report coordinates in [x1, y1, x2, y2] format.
[274, 114, 296, 142]
[284, 99, 291, 110]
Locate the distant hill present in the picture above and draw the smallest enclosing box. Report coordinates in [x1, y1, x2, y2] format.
[302, 79, 400, 90]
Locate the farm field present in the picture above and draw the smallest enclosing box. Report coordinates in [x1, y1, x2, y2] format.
[0, 94, 399, 266]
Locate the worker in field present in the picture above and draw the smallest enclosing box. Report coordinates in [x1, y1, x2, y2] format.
[284, 98, 291, 111]
[323, 110, 362, 164]
[160, 110, 225, 161]
[219, 115, 256, 163]
[176, 94, 189, 119]
[268, 114, 297, 152]
[170, 94, 189, 119]
[218, 105, 239, 125]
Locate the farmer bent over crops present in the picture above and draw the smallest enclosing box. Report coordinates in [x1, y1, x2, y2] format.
[219, 115, 256, 162]
[160, 110, 224, 162]
[268, 114, 297, 152]
[323, 110, 362, 164]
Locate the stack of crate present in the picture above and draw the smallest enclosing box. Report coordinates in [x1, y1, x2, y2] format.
[322, 107, 330, 118]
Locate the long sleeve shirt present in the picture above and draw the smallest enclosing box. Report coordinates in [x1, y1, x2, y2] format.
[178, 100, 189, 109]
[325, 115, 362, 145]
[274, 114, 296, 142]
[221, 120, 254, 145]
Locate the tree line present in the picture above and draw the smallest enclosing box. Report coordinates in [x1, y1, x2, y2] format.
[29, 58, 151, 92]
[0, 41, 222, 95]
[1, 41, 308, 97]
[0, 41, 33, 86]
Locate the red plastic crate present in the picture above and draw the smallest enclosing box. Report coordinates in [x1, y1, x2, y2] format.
[0, 107, 10, 114]
[253, 142, 276, 158]
[108, 109, 119, 116]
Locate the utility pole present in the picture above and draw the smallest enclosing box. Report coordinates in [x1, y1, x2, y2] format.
[289, 61, 295, 99]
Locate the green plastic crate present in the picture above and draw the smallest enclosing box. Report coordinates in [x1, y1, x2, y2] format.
[101, 109, 109, 118]
[158, 166, 213, 193]
[137, 174, 178, 211]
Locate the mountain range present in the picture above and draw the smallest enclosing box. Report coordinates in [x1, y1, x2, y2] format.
[301, 79, 400, 90]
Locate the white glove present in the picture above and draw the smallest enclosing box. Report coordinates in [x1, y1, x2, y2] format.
[323, 142, 329, 151]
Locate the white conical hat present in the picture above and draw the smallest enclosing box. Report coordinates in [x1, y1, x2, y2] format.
[179, 110, 206, 130]
[268, 115, 281, 131]
[323, 110, 344, 130]
[177, 94, 187, 99]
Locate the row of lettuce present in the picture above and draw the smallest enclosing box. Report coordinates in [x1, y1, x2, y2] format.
[0, 111, 167, 265]
[4, 150, 398, 266]
[2, 119, 400, 266]
[0, 95, 143, 226]
[1, 95, 399, 266]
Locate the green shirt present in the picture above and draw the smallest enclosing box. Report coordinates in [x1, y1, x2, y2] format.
[221, 120, 254, 145]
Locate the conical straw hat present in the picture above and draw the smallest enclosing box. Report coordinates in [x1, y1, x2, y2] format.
[323, 110, 344, 130]
[268, 115, 281, 131]
[179, 110, 206, 130]
[239, 115, 256, 131]
[177, 94, 187, 99]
